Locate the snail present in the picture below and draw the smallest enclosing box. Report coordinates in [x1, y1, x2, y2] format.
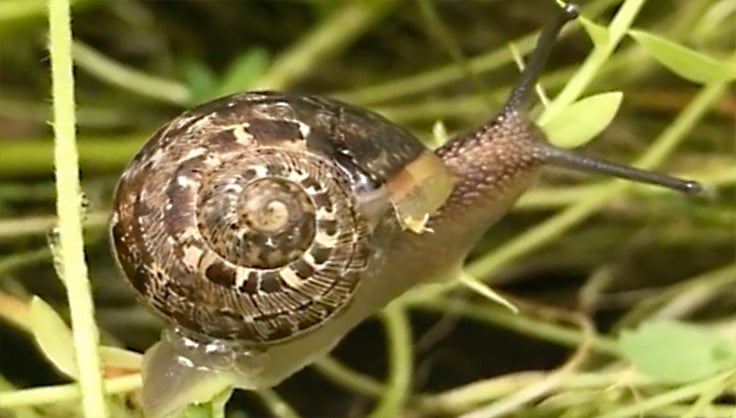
[109, 3, 701, 417]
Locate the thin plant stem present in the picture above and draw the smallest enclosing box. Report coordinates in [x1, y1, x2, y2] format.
[415, 0, 491, 108]
[0, 211, 109, 240]
[72, 41, 190, 105]
[0, 135, 145, 177]
[642, 404, 736, 418]
[47, 0, 107, 416]
[0, 376, 41, 418]
[415, 298, 620, 355]
[256, 389, 303, 418]
[0, 247, 51, 277]
[366, 305, 413, 418]
[617, 263, 736, 328]
[0, 181, 57, 201]
[0, 0, 98, 23]
[596, 372, 735, 418]
[416, 371, 658, 414]
[254, 0, 397, 90]
[459, 316, 593, 418]
[0, 374, 141, 409]
[0, 97, 130, 128]
[336, 33, 540, 106]
[335, 0, 618, 105]
[312, 356, 384, 397]
[680, 373, 729, 418]
[646, 264, 736, 320]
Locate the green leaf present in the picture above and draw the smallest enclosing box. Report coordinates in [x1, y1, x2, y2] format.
[29, 297, 142, 379]
[175, 388, 231, 418]
[215, 48, 270, 97]
[580, 17, 610, 49]
[431, 120, 449, 148]
[629, 29, 736, 84]
[541, 91, 623, 148]
[99, 346, 142, 371]
[29, 296, 77, 378]
[619, 320, 736, 384]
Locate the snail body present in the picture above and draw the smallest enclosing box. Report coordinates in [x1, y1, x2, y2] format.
[111, 92, 464, 414]
[110, 4, 700, 416]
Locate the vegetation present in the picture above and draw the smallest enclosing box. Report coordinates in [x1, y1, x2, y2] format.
[0, 0, 734, 417]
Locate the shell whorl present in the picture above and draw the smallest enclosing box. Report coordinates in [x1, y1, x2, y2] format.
[109, 92, 424, 344]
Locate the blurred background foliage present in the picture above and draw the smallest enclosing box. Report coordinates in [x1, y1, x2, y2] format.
[0, 0, 734, 417]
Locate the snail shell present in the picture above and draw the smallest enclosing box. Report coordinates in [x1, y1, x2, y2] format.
[110, 91, 453, 345]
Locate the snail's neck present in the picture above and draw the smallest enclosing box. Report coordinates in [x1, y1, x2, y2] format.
[431, 113, 545, 244]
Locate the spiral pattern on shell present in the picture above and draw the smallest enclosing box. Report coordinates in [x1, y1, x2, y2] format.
[110, 91, 444, 344]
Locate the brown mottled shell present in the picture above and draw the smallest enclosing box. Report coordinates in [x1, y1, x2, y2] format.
[110, 91, 442, 344]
